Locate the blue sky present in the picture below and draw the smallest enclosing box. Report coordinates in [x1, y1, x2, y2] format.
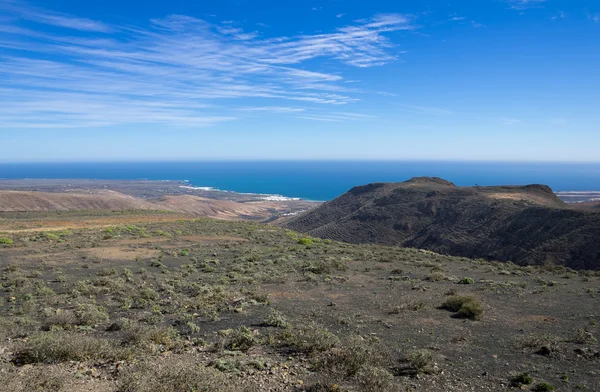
[1, 0, 599, 162]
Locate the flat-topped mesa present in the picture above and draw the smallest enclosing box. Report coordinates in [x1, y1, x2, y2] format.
[403, 177, 456, 187]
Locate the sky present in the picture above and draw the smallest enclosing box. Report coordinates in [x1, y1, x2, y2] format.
[1, 0, 599, 162]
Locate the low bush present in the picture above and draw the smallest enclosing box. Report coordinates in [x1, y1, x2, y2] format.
[407, 349, 436, 374]
[280, 323, 339, 354]
[0, 237, 14, 245]
[298, 237, 314, 245]
[357, 365, 396, 392]
[511, 372, 534, 386]
[441, 295, 483, 320]
[15, 331, 128, 364]
[313, 335, 390, 377]
[119, 357, 241, 392]
[218, 326, 258, 352]
[533, 382, 556, 391]
[263, 309, 289, 328]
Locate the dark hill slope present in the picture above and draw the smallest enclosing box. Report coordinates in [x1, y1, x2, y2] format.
[283, 177, 600, 270]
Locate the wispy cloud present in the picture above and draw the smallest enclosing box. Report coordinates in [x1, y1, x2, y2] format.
[0, 4, 414, 129]
[0, 0, 112, 32]
[297, 112, 378, 122]
[502, 118, 521, 125]
[588, 13, 600, 23]
[398, 104, 453, 116]
[236, 106, 306, 113]
[504, 0, 546, 11]
[551, 11, 567, 20]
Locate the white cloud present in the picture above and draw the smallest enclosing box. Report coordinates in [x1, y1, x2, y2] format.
[588, 13, 600, 23]
[504, 0, 546, 11]
[0, 4, 414, 129]
[0, 1, 112, 32]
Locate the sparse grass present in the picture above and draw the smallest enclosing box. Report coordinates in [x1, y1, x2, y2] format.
[1, 214, 599, 391]
[119, 356, 243, 392]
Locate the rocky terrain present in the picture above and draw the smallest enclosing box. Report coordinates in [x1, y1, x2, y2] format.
[283, 177, 600, 270]
[0, 211, 599, 391]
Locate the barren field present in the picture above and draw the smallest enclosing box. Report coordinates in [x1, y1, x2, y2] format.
[0, 211, 598, 391]
[0, 181, 317, 223]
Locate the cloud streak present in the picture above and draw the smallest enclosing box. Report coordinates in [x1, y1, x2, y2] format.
[504, 0, 546, 11]
[0, 4, 413, 129]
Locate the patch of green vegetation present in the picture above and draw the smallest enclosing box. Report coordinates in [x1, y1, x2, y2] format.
[279, 323, 339, 354]
[14, 331, 130, 364]
[458, 277, 475, 284]
[533, 382, 556, 391]
[408, 349, 437, 374]
[178, 248, 190, 256]
[263, 308, 289, 328]
[0, 237, 14, 245]
[298, 237, 314, 245]
[217, 326, 258, 352]
[119, 356, 241, 392]
[511, 372, 534, 386]
[441, 295, 484, 320]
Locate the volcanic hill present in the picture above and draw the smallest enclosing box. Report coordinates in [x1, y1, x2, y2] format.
[283, 177, 600, 270]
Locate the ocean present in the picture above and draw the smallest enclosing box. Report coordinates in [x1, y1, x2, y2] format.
[1, 161, 600, 201]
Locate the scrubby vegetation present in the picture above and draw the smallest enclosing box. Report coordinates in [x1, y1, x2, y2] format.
[0, 212, 599, 391]
[0, 236, 13, 245]
[441, 295, 484, 320]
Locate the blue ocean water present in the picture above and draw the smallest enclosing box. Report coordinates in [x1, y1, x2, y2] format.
[1, 161, 600, 201]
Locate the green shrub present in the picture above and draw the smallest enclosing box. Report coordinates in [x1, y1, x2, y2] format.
[121, 325, 183, 351]
[298, 237, 314, 245]
[458, 277, 475, 284]
[75, 304, 109, 326]
[218, 326, 258, 352]
[179, 249, 190, 256]
[441, 295, 483, 320]
[280, 323, 339, 354]
[512, 372, 534, 386]
[428, 271, 446, 282]
[408, 349, 436, 374]
[313, 335, 390, 377]
[0, 237, 14, 245]
[263, 309, 289, 328]
[357, 365, 395, 392]
[533, 382, 556, 391]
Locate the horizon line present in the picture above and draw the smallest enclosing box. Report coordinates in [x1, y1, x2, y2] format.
[2, 159, 600, 165]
